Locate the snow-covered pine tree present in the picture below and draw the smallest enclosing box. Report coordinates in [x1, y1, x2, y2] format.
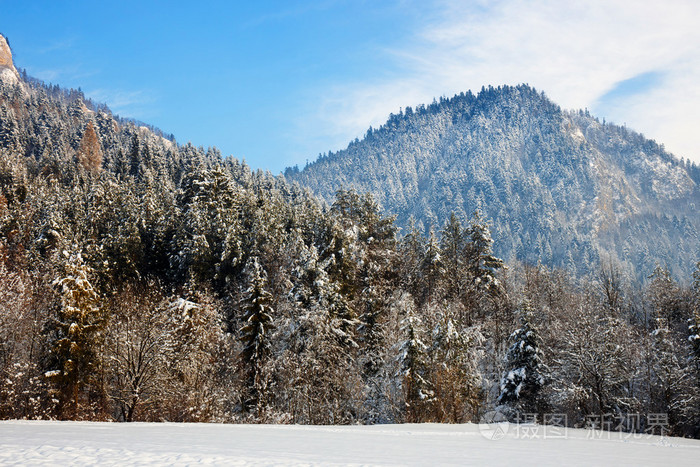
[86, 176, 144, 286]
[498, 301, 545, 417]
[0, 106, 22, 154]
[397, 306, 433, 422]
[440, 213, 467, 301]
[172, 165, 241, 285]
[334, 190, 398, 420]
[420, 228, 444, 305]
[466, 210, 503, 292]
[461, 211, 504, 326]
[47, 251, 105, 419]
[398, 217, 425, 295]
[276, 243, 362, 423]
[239, 256, 274, 416]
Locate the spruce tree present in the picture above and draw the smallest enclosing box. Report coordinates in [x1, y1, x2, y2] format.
[47, 251, 105, 419]
[284, 244, 361, 423]
[498, 301, 545, 417]
[466, 210, 503, 291]
[239, 256, 274, 416]
[440, 213, 467, 301]
[420, 228, 444, 305]
[398, 217, 425, 294]
[398, 309, 433, 422]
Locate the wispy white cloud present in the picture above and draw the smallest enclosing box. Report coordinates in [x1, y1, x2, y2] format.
[32, 69, 62, 82]
[307, 0, 700, 162]
[86, 88, 158, 120]
[32, 64, 98, 84]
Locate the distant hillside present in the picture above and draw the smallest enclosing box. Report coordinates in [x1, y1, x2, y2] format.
[288, 84, 700, 279]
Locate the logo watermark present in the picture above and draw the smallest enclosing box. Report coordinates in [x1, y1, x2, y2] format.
[478, 410, 510, 440]
[478, 411, 669, 441]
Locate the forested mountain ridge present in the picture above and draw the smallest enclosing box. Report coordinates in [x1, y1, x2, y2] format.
[288, 84, 700, 280]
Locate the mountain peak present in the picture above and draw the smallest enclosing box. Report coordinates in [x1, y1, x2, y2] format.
[289, 85, 700, 280]
[0, 34, 20, 84]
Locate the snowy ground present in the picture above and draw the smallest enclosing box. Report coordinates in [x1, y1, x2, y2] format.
[0, 420, 698, 466]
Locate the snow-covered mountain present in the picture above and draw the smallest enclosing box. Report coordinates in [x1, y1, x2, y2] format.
[288, 85, 700, 279]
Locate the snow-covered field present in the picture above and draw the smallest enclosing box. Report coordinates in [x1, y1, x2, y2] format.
[0, 420, 698, 466]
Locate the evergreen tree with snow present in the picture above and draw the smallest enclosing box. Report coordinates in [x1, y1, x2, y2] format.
[440, 213, 467, 301]
[281, 244, 361, 423]
[239, 256, 274, 416]
[171, 165, 241, 285]
[398, 217, 425, 294]
[46, 251, 105, 419]
[420, 228, 444, 305]
[397, 307, 433, 422]
[466, 210, 503, 292]
[498, 301, 545, 417]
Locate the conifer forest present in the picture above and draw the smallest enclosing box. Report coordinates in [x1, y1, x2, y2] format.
[1, 55, 700, 439]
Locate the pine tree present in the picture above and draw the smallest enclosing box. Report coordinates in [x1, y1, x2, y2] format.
[0, 106, 22, 154]
[498, 301, 545, 417]
[282, 244, 361, 424]
[420, 228, 444, 305]
[47, 251, 105, 419]
[397, 307, 433, 422]
[440, 213, 467, 301]
[466, 210, 503, 291]
[239, 256, 274, 416]
[398, 217, 425, 294]
[348, 191, 397, 403]
[172, 165, 241, 285]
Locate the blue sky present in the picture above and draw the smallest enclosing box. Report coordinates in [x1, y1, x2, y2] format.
[2, 0, 700, 171]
